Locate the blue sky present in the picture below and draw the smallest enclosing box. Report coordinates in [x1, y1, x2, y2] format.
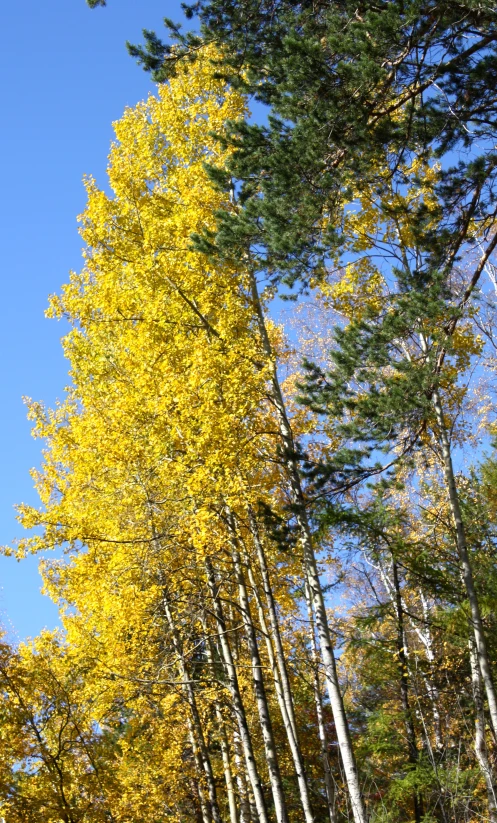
[0, 0, 183, 642]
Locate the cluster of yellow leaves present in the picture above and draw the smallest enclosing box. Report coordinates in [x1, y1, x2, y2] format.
[0, 630, 210, 823]
[312, 159, 442, 323]
[317, 261, 385, 321]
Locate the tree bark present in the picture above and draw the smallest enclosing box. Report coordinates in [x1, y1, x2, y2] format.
[304, 578, 338, 823]
[202, 613, 239, 823]
[232, 725, 253, 823]
[162, 591, 223, 823]
[431, 386, 497, 740]
[205, 558, 270, 823]
[226, 516, 289, 823]
[243, 515, 316, 823]
[249, 271, 368, 823]
[417, 591, 443, 753]
[469, 637, 497, 823]
[247, 510, 299, 741]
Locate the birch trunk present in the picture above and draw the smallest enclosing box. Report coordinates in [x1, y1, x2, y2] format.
[243, 518, 315, 823]
[202, 613, 239, 823]
[205, 558, 270, 823]
[247, 509, 299, 742]
[431, 386, 497, 740]
[219, 717, 241, 823]
[250, 271, 367, 823]
[304, 578, 338, 823]
[469, 637, 497, 822]
[228, 608, 257, 823]
[417, 592, 443, 752]
[391, 559, 423, 823]
[226, 518, 289, 823]
[162, 592, 223, 823]
[232, 726, 253, 823]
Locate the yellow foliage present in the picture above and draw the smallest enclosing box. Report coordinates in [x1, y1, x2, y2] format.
[2, 47, 309, 820]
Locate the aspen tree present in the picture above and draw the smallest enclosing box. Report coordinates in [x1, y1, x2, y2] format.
[248, 270, 368, 823]
[469, 637, 497, 823]
[303, 579, 338, 823]
[243, 523, 316, 823]
[9, 48, 283, 821]
[205, 559, 269, 823]
[225, 515, 289, 823]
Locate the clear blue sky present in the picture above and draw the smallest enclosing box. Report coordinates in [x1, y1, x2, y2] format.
[0, 0, 183, 643]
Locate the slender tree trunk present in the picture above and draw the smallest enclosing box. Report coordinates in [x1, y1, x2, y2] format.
[219, 715, 241, 823]
[247, 509, 298, 741]
[469, 637, 497, 822]
[249, 271, 367, 823]
[391, 559, 423, 823]
[205, 558, 270, 823]
[243, 516, 316, 823]
[417, 591, 443, 752]
[225, 516, 289, 823]
[232, 726, 253, 823]
[376, 547, 443, 754]
[162, 591, 223, 823]
[227, 599, 257, 823]
[304, 578, 338, 823]
[187, 720, 216, 823]
[431, 386, 497, 740]
[190, 776, 209, 823]
[202, 613, 239, 823]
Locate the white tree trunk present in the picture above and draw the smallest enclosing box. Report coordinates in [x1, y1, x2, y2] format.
[162, 592, 223, 823]
[205, 558, 269, 823]
[243, 517, 315, 823]
[249, 272, 367, 823]
[226, 519, 289, 823]
[232, 726, 253, 823]
[304, 578, 338, 823]
[417, 592, 443, 752]
[469, 637, 497, 822]
[202, 613, 240, 823]
[432, 386, 497, 740]
[247, 510, 299, 741]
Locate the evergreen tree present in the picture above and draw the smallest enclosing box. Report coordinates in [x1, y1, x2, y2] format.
[123, 0, 497, 288]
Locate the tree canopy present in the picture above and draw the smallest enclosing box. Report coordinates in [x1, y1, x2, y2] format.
[1, 4, 497, 822]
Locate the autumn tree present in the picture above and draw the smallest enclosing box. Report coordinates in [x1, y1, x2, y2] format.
[3, 48, 359, 823]
[3, 3, 497, 821]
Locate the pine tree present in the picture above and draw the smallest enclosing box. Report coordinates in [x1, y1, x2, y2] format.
[124, 0, 497, 290]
